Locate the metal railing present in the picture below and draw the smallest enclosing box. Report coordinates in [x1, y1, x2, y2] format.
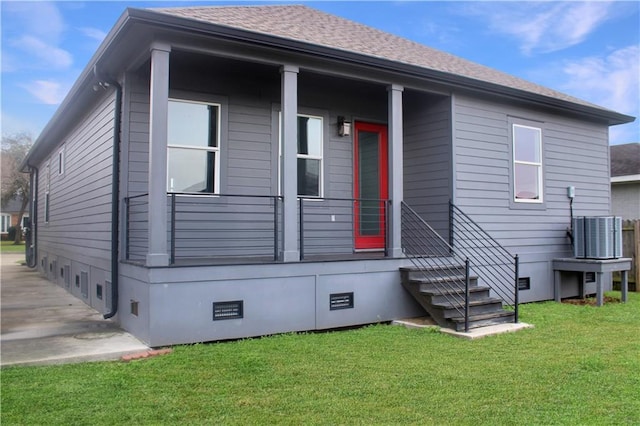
[402, 201, 520, 330]
[449, 201, 519, 322]
[401, 202, 471, 330]
[298, 197, 389, 260]
[167, 193, 283, 264]
[124, 194, 390, 265]
[125, 193, 149, 262]
[125, 193, 283, 264]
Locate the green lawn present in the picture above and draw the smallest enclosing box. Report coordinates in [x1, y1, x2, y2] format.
[2, 293, 639, 425]
[1, 240, 25, 253]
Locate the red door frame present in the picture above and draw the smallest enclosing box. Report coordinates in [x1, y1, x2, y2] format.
[353, 121, 388, 250]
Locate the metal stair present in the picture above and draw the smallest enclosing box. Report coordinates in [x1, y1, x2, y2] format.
[400, 267, 516, 331]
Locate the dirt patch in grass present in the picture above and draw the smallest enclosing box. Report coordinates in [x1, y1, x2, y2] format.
[562, 296, 621, 306]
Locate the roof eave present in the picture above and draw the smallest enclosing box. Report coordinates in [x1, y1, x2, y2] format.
[611, 174, 640, 183]
[23, 6, 636, 171]
[137, 8, 634, 126]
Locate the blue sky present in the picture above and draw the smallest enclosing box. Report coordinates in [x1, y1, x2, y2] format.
[1, 1, 639, 144]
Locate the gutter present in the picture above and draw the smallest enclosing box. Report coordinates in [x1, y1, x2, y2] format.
[611, 174, 640, 184]
[94, 67, 122, 320]
[127, 8, 636, 127]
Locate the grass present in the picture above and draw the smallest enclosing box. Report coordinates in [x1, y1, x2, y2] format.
[2, 293, 639, 425]
[1, 240, 25, 253]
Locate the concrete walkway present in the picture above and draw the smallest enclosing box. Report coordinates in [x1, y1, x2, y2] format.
[1, 252, 148, 367]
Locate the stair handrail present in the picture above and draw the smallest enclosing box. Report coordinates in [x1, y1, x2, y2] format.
[449, 201, 519, 322]
[401, 201, 471, 330]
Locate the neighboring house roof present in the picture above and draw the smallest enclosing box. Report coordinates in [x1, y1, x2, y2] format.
[610, 143, 640, 183]
[0, 197, 26, 214]
[153, 5, 609, 112]
[23, 4, 635, 169]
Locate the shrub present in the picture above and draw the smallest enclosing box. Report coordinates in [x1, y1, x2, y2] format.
[7, 226, 17, 241]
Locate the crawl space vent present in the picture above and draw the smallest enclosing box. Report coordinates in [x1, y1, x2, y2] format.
[64, 265, 71, 288]
[518, 277, 531, 291]
[213, 301, 243, 320]
[130, 300, 139, 316]
[80, 271, 89, 298]
[330, 292, 354, 310]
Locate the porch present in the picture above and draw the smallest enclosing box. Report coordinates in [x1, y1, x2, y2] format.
[125, 192, 390, 266]
[127, 45, 453, 268]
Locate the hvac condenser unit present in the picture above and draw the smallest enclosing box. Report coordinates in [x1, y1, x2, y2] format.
[573, 216, 623, 259]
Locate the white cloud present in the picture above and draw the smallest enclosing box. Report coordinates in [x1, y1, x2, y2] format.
[13, 36, 73, 70]
[558, 46, 640, 144]
[22, 80, 69, 105]
[2, 1, 66, 44]
[465, 2, 615, 55]
[78, 27, 107, 42]
[560, 45, 639, 116]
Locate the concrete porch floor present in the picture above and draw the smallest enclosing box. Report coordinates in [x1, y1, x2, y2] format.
[1, 253, 148, 367]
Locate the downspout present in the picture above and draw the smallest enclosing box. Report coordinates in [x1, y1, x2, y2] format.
[26, 166, 38, 268]
[94, 67, 122, 320]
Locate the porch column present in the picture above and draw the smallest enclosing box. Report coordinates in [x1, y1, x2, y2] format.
[146, 43, 171, 267]
[281, 65, 300, 262]
[388, 84, 404, 258]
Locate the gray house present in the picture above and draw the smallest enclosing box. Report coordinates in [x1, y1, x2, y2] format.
[22, 5, 634, 346]
[610, 143, 640, 220]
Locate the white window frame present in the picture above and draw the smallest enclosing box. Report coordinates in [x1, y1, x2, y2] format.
[21, 214, 29, 229]
[512, 124, 543, 203]
[0, 214, 11, 234]
[278, 113, 324, 198]
[166, 98, 221, 194]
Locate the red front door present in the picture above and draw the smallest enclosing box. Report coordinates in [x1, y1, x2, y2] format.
[354, 122, 388, 250]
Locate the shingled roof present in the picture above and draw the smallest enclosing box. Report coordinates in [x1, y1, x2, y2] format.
[152, 4, 612, 112]
[610, 143, 640, 177]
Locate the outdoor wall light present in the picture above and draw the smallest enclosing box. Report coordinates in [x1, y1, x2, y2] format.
[338, 116, 351, 137]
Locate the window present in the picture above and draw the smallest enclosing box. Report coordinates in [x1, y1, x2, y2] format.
[279, 114, 324, 197]
[297, 115, 323, 197]
[58, 148, 65, 175]
[513, 124, 543, 203]
[0, 214, 10, 234]
[167, 99, 220, 193]
[21, 214, 29, 229]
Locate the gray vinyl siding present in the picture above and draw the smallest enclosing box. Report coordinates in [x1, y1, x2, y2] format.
[611, 182, 640, 220]
[125, 68, 390, 260]
[35, 92, 115, 313]
[226, 96, 273, 195]
[37, 92, 115, 271]
[127, 72, 150, 196]
[403, 94, 452, 237]
[452, 93, 611, 300]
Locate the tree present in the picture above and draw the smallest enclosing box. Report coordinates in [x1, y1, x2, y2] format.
[1, 133, 32, 244]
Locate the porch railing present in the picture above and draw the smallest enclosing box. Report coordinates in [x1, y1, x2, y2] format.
[449, 201, 519, 322]
[401, 201, 520, 330]
[401, 202, 470, 328]
[298, 197, 389, 260]
[125, 193, 149, 262]
[124, 193, 389, 265]
[125, 193, 283, 264]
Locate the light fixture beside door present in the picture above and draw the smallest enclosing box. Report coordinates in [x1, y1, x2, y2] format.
[338, 116, 351, 137]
